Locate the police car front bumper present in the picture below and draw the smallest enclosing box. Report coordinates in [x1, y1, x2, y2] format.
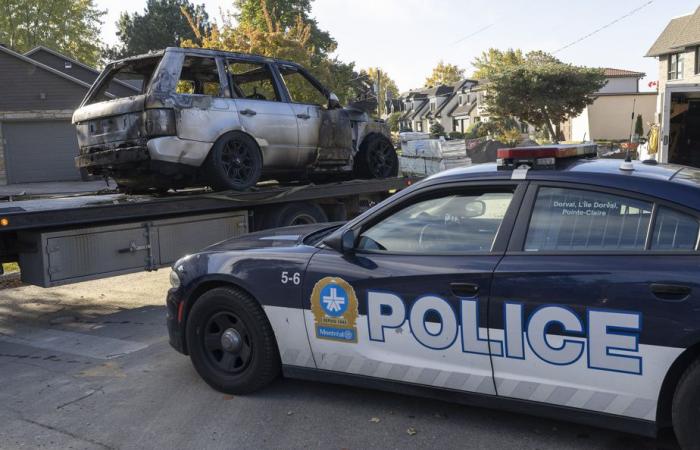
[166, 288, 187, 354]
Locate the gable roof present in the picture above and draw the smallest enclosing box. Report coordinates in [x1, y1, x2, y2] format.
[646, 7, 700, 57]
[24, 46, 139, 95]
[435, 79, 478, 118]
[602, 68, 645, 78]
[0, 45, 94, 90]
[25, 45, 100, 76]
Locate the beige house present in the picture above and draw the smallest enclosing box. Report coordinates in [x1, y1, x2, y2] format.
[646, 6, 700, 167]
[566, 68, 656, 142]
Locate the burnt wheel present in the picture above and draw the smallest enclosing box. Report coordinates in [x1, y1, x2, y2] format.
[354, 135, 398, 179]
[186, 287, 280, 394]
[205, 132, 262, 191]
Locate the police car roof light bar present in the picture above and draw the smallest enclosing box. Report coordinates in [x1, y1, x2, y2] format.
[497, 143, 598, 170]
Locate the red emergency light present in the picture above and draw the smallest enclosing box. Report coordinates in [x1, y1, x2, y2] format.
[497, 143, 597, 170]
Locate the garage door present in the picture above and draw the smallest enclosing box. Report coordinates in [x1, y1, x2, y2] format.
[3, 120, 82, 183]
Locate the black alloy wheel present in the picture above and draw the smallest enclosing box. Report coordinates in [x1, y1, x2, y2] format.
[368, 138, 397, 178]
[220, 139, 256, 187]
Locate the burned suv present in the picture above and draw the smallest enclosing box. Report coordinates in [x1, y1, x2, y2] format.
[73, 47, 397, 191]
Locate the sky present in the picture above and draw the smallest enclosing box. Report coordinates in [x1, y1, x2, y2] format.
[96, 0, 700, 92]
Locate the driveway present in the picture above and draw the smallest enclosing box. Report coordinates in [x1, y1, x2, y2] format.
[0, 271, 680, 449]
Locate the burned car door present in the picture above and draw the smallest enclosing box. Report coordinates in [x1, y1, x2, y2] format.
[278, 64, 353, 171]
[277, 65, 324, 169]
[172, 54, 235, 144]
[227, 59, 300, 170]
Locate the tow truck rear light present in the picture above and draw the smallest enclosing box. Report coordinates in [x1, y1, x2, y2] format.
[497, 144, 597, 170]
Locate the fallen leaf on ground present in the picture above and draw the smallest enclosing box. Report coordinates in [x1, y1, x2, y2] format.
[407, 427, 417, 436]
[370, 417, 380, 423]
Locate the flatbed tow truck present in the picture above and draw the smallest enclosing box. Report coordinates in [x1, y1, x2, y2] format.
[0, 177, 417, 288]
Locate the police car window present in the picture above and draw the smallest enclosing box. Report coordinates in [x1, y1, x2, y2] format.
[357, 191, 513, 253]
[650, 207, 699, 251]
[525, 187, 652, 252]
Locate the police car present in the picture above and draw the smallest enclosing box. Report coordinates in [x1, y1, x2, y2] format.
[167, 144, 700, 448]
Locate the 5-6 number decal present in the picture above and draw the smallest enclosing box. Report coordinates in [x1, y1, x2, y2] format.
[281, 271, 301, 285]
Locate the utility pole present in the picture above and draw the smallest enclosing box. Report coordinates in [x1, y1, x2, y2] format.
[375, 69, 383, 117]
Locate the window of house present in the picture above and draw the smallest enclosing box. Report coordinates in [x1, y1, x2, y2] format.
[227, 60, 280, 101]
[650, 207, 699, 251]
[357, 190, 514, 254]
[525, 187, 652, 252]
[176, 56, 222, 96]
[668, 53, 684, 80]
[458, 94, 463, 105]
[430, 102, 436, 112]
[520, 122, 528, 133]
[695, 47, 700, 75]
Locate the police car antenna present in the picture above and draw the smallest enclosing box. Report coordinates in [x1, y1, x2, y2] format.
[619, 149, 634, 171]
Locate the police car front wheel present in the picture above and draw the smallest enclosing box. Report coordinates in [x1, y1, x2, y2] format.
[673, 358, 700, 450]
[186, 287, 281, 394]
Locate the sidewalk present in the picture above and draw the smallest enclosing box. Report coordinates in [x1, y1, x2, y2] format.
[0, 179, 116, 198]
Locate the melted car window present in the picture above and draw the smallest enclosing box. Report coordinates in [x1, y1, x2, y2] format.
[525, 187, 652, 252]
[357, 191, 513, 253]
[228, 61, 280, 101]
[176, 56, 222, 96]
[280, 68, 327, 106]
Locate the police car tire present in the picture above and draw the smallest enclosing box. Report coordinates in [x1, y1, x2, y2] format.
[186, 287, 280, 394]
[672, 358, 700, 450]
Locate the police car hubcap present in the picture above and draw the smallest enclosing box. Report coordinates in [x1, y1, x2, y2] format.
[204, 312, 252, 373]
[221, 328, 242, 352]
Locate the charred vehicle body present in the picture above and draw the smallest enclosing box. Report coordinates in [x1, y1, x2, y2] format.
[73, 48, 397, 191]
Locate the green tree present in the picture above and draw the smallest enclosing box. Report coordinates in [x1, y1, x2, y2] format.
[234, 0, 335, 56]
[430, 122, 445, 137]
[105, 0, 210, 60]
[634, 114, 644, 139]
[386, 112, 401, 133]
[481, 51, 606, 141]
[424, 61, 464, 87]
[0, 0, 105, 66]
[182, 2, 359, 105]
[472, 48, 525, 80]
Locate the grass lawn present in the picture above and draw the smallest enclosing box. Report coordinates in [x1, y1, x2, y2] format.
[2, 262, 19, 273]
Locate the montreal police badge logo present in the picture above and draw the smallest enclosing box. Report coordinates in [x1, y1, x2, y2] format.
[311, 277, 358, 343]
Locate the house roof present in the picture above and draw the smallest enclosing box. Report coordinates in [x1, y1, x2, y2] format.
[602, 68, 645, 78]
[435, 79, 478, 118]
[24, 46, 139, 94]
[0, 44, 95, 91]
[448, 99, 477, 118]
[646, 7, 700, 57]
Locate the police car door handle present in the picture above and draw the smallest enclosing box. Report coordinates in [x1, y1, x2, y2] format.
[450, 282, 479, 297]
[650, 283, 691, 301]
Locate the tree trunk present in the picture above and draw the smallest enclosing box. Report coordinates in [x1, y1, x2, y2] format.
[541, 109, 558, 143]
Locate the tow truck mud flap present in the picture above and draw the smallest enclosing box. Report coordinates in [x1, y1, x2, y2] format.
[17, 211, 247, 287]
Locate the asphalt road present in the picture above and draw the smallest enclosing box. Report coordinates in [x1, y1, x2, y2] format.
[0, 271, 681, 449]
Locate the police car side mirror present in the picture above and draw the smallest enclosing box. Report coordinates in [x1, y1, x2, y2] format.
[324, 228, 356, 254]
[464, 200, 486, 218]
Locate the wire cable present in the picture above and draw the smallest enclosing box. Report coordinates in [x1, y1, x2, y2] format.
[553, 0, 654, 53]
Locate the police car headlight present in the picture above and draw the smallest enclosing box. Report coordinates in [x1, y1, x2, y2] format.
[169, 270, 181, 289]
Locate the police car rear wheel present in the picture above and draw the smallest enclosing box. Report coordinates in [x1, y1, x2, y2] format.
[186, 287, 280, 394]
[672, 358, 700, 450]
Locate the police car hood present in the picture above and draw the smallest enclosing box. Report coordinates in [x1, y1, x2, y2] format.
[205, 222, 344, 251]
